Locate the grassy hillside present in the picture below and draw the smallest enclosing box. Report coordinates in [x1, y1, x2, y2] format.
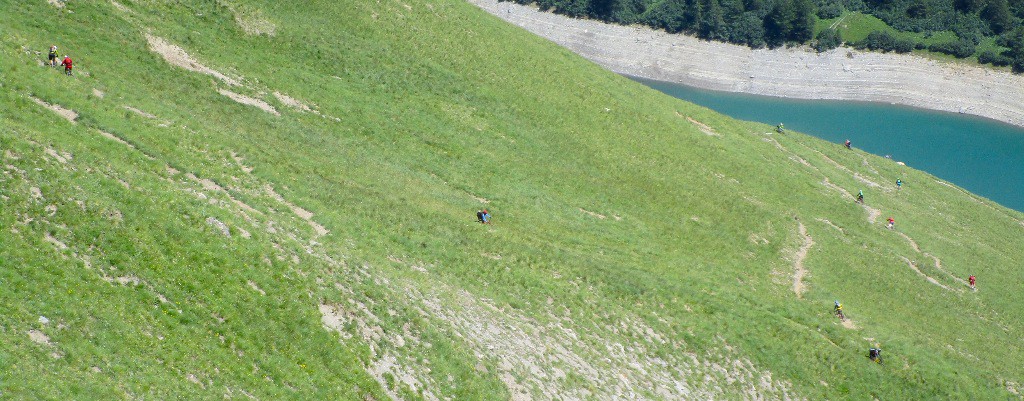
[1, 0, 1023, 399]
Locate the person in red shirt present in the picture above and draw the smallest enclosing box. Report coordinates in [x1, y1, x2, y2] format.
[60, 55, 72, 76]
[886, 217, 895, 229]
[969, 275, 976, 290]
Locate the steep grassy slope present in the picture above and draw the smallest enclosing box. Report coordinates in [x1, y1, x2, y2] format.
[1, 0, 1022, 399]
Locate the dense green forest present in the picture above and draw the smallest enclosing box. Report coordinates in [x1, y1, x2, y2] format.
[507, 0, 1024, 69]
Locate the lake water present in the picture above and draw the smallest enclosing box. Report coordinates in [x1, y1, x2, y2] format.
[630, 76, 1024, 213]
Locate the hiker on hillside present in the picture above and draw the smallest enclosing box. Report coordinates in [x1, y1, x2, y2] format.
[844, 139, 852, 149]
[896, 179, 902, 190]
[48, 45, 58, 67]
[856, 190, 864, 204]
[886, 217, 895, 229]
[60, 55, 73, 76]
[476, 209, 491, 224]
[969, 275, 976, 290]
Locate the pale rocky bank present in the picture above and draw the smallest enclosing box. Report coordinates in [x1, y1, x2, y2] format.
[470, 0, 1024, 128]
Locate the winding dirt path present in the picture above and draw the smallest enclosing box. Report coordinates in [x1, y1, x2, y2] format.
[901, 257, 954, 292]
[793, 222, 814, 298]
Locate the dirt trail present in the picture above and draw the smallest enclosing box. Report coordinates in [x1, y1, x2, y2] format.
[145, 34, 242, 86]
[792, 222, 814, 298]
[901, 257, 955, 292]
[685, 116, 719, 136]
[217, 89, 280, 116]
[896, 231, 970, 288]
[30, 97, 77, 123]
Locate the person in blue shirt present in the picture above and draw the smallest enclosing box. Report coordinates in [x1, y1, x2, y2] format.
[896, 179, 902, 190]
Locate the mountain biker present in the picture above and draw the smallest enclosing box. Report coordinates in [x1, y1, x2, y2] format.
[60, 55, 73, 76]
[776, 123, 784, 133]
[869, 347, 882, 363]
[969, 275, 976, 289]
[48, 45, 58, 67]
[834, 301, 844, 320]
[856, 190, 864, 204]
[476, 209, 491, 224]
[896, 179, 902, 190]
[844, 139, 851, 149]
[886, 217, 895, 229]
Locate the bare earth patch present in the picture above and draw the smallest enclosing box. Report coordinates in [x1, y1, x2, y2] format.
[110, 0, 130, 12]
[686, 116, 720, 136]
[579, 207, 607, 219]
[47, 0, 65, 8]
[145, 34, 242, 86]
[124, 105, 158, 119]
[265, 184, 329, 237]
[44, 148, 71, 164]
[92, 88, 105, 98]
[792, 222, 814, 298]
[218, 89, 280, 116]
[901, 257, 954, 292]
[98, 130, 137, 151]
[30, 96, 77, 123]
[273, 92, 313, 112]
[28, 329, 52, 345]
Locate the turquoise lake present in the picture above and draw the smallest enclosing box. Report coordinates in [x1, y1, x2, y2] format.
[631, 76, 1024, 213]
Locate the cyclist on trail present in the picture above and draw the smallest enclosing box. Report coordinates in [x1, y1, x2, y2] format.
[476, 209, 491, 224]
[869, 347, 882, 363]
[969, 275, 976, 289]
[60, 55, 73, 76]
[844, 139, 851, 149]
[887, 217, 895, 229]
[776, 123, 785, 133]
[856, 190, 864, 204]
[896, 179, 902, 190]
[834, 300, 844, 320]
[48, 45, 58, 67]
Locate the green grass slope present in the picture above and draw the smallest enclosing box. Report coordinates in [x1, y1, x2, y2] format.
[1, 0, 1023, 399]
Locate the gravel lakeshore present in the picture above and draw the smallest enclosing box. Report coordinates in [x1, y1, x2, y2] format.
[470, 0, 1024, 128]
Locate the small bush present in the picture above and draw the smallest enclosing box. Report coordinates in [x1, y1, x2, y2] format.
[817, 3, 843, 19]
[928, 39, 977, 58]
[856, 31, 916, 53]
[814, 28, 843, 52]
[978, 50, 1012, 66]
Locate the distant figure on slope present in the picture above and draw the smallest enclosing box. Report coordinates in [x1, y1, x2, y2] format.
[48, 45, 58, 67]
[868, 347, 882, 363]
[886, 217, 895, 229]
[60, 55, 73, 76]
[896, 179, 902, 190]
[856, 190, 864, 204]
[776, 123, 785, 133]
[969, 275, 976, 290]
[476, 209, 491, 224]
[844, 139, 851, 149]
[834, 300, 845, 320]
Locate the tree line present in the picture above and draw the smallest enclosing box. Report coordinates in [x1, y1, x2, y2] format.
[507, 0, 1024, 71]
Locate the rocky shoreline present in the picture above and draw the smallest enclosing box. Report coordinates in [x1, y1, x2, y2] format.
[470, 0, 1024, 128]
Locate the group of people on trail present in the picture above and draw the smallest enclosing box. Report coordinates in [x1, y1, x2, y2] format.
[47, 44, 73, 76]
